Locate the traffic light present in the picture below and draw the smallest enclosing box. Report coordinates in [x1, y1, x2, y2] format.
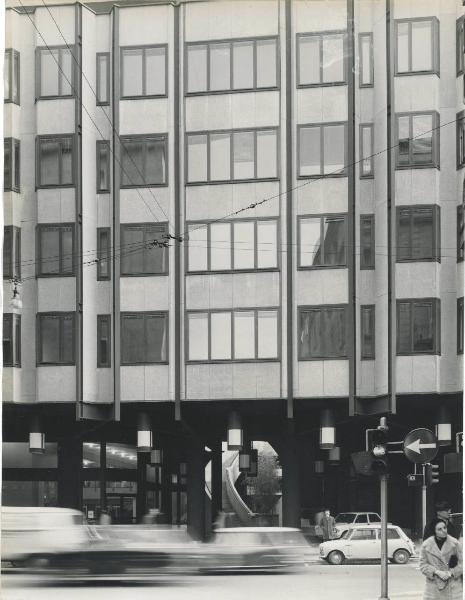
[369, 427, 389, 474]
[407, 473, 423, 487]
[424, 463, 440, 486]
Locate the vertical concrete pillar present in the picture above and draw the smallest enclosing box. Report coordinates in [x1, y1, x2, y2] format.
[187, 440, 206, 541]
[211, 442, 223, 520]
[280, 435, 301, 528]
[57, 437, 82, 510]
[136, 451, 148, 522]
[160, 445, 172, 524]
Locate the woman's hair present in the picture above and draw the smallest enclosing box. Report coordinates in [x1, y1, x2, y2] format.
[431, 517, 447, 535]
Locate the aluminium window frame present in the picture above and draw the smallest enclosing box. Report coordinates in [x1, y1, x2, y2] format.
[457, 16, 465, 76]
[97, 314, 111, 368]
[3, 225, 21, 280]
[358, 32, 374, 88]
[97, 227, 111, 281]
[120, 311, 169, 365]
[36, 312, 76, 366]
[120, 44, 168, 100]
[4, 137, 20, 192]
[185, 126, 280, 185]
[396, 204, 440, 263]
[297, 213, 348, 269]
[296, 30, 347, 88]
[119, 134, 168, 188]
[394, 111, 440, 170]
[96, 52, 110, 106]
[120, 222, 169, 277]
[36, 45, 76, 100]
[457, 111, 465, 169]
[36, 223, 76, 278]
[186, 217, 280, 274]
[3, 313, 21, 367]
[297, 121, 348, 179]
[359, 123, 374, 178]
[360, 214, 375, 270]
[394, 17, 439, 77]
[96, 140, 111, 192]
[360, 304, 375, 360]
[458, 297, 464, 355]
[396, 297, 441, 356]
[298, 304, 349, 361]
[458, 203, 465, 262]
[36, 134, 76, 188]
[4, 49, 20, 104]
[185, 35, 280, 96]
[185, 307, 281, 364]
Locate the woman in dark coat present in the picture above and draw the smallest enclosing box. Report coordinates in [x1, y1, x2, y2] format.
[419, 518, 462, 600]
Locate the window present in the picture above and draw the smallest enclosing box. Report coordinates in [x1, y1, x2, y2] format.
[121, 223, 168, 275]
[297, 32, 345, 86]
[187, 309, 279, 362]
[360, 124, 374, 177]
[298, 123, 346, 177]
[4, 138, 20, 192]
[458, 204, 464, 262]
[396, 299, 440, 355]
[387, 529, 401, 540]
[350, 529, 376, 540]
[187, 219, 278, 272]
[37, 46, 74, 98]
[458, 112, 465, 169]
[299, 305, 348, 360]
[120, 135, 167, 187]
[4, 49, 20, 104]
[97, 315, 111, 368]
[96, 53, 110, 105]
[37, 313, 75, 365]
[396, 205, 440, 262]
[37, 224, 75, 276]
[457, 17, 465, 75]
[369, 513, 381, 523]
[97, 141, 110, 192]
[186, 129, 278, 183]
[121, 312, 168, 364]
[3, 226, 21, 280]
[361, 305, 375, 360]
[121, 45, 167, 98]
[395, 18, 439, 75]
[299, 215, 347, 268]
[395, 112, 439, 169]
[3, 314, 21, 367]
[186, 37, 277, 94]
[354, 514, 368, 524]
[37, 135, 74, 187]
[360, 214, 375, 269]
[97, 228, 111, 280]
[458, 298, 464, 355]
[359, 33, 373, 87]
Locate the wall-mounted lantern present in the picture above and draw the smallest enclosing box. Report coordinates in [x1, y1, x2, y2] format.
[227, 411, 243, 450]
[320, 409, 336, 450]
[137, 412, 152, 452]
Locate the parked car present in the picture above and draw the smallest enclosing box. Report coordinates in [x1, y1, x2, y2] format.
[200, 527, 311, 573]
[319, 524, 415, 565]
[334, 512, 381, 535]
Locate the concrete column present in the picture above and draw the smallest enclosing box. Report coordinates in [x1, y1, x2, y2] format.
[57, 437, 82, 510]
[160, 446, 172, 524]
[280, 435, 301, 528]
[136, 451, 148, 522]
[211, 442, 223, 520]
[187, 440, 206, 541]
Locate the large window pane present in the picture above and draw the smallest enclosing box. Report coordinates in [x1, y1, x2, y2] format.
[61, 138, 73, 185]
[300, 218, 321, 267]
[40, 316, 60, 363]
[61, 49, 72, 96]
[187, 135, 207, 182]
[256, 39, 276, 88]
[233, 221, 254, 269]
[233, 41, 254, 89]
[360, 34, 373, 86]
[323, 216, 346, 265]
[210, 223, 231, 270]
[211, 313, 231, 360]
[234, 311, 255, 359]
[361, 125, 373, 176]
[411, 21, 432, 72]
[40, 49, 59, 96]
[412, 207, 433, 260]
[233, 132, 254, 179]
[397, 303, 411, 354]
[413, 303, 433, 352]
[187, 45, 207, 93]
[411, 114, 433, 164]
[258, 310, 278, 359]
[121, 315, 145, 363]
[326, 308, 346, 357]
[188, 224, 208, 271]
[210, 43, 231, 91]
[360, 215, 375, 269]
[97, 141, 110, 192]
[210, 133, 231, 181]
[39, 140, 60, 186]
[122, 49, 142, 96]
[40, 228, 60, 274]
[299, 127, 320, 176]
[361, 305, 375, 359]
[61, 227, 73, 274]
[97, 54, 109, 104]
[298, 37, 320, 85]
[121, 227, 144, 274]
[145, 47, 165, 96]
[397, 116, 410, 166]
[256, 130, 277, 178]
[322, 35, 344, 83]
[323, 125, 345, 174]
[4, 50, 11, 99]
[188, 313, 208, 360]
[397, 23, 409, 72]
[145, 315, 167, 362]
[300, 310, 322, 358]
[62, 316, 74, 363]
[257, 221, 277, 268]
[397, 209, 411, 261]
[145, 138, 166, 184]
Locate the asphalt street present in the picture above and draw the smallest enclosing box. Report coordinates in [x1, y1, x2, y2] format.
[2, 563, 425, 600]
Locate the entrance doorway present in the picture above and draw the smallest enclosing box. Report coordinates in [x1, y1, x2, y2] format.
[107, 495, 136, 524]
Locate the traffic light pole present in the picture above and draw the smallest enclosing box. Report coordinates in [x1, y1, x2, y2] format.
[421, 464, 427, 535]
[379, 473, 389, 600]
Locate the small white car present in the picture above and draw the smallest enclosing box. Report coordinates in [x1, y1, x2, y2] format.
[319, 524, 415, 565]
[334, 511, 381, 535]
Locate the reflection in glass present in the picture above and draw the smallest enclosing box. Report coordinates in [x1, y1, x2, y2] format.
[210, 43, 231, 91]
[233, 132, 254, 179]
[188, 313, 208, 360]
[233, 41, 254, 89]
[187, 45, 207, 93]
[211, 312, 231, 360]
[106, 444, 138, 469]
[234, 311, 255, 359]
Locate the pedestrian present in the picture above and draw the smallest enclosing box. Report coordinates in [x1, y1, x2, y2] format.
[419, 518, 462, 600]
[319, 508, 337, 541]
[99, 509, 112, 525]
[423, 501, 460, 540]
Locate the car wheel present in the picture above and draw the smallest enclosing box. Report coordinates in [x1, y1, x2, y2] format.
[392, 549, 410, 565]
[327, 551, 345, 565]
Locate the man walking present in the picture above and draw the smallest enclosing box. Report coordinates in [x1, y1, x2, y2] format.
[319, 508, 337, 541]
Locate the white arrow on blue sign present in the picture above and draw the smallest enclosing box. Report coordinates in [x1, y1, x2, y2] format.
[403, 428, 438, 464]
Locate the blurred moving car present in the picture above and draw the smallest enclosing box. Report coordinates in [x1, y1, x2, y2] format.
[200, 527, 311, 573]
[319, 524, 415, 565]
[333, 512, 381, 535]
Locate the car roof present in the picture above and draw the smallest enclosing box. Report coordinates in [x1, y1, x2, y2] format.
[344, 523, 398, 529]
[214, 527, 301, 533]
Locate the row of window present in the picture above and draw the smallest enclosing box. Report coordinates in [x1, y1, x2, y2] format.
[4, 298, 463, 367]
[5, 19, 441, 104]
[2, 206, 453, 280]
[4, 115, 440, 192]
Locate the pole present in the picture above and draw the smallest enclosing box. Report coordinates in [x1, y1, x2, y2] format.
[422, 463, 427, 536]
[379, 473, 389, 600]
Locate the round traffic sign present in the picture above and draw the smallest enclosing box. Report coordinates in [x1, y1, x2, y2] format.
[403, 428, 438, 463]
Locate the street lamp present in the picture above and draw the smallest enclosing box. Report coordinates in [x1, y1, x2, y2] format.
[320, 409, 336, 449]
[435, 406, 452, 447]
[328, 446, 341, 463]
[314, 460, 325, 474]
[150, 448, 163, 466]
[29, 415, 45, 454]
[227, 411, 243, 450]
[137, 412, 152, 452]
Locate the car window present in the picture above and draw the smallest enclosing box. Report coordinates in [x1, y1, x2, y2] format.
[350, 529, 376, 540]
[335, 513, 355, 524]
[355, 514, 368, 523]
[369, 513, 381, 523]
[213, 533, 262, 546]
[387, 529, 400, 539]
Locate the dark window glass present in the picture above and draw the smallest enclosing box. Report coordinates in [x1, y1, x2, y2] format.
[37, 224, 75, 276]
[457, 298, 464, 355]
[359, 33, 373, 87]
[121, 313, 168, 364]
[395, 18, 438, 75]
[4, 138, 20, 191]
[299, 215, 347, 268]
[120, 136, 167, 187]
[351, 529, 376, 540]
[97, 228, 111, 280]
[38, 313, 75, 365]
[37, 47, 74, 98]
[361, 305, 375, 360]
[37, 135, 74, 187]
[3, 226, 21, 280]
[457, 112, 465, 169]
[360, 124, 374, 177]
[396, 299, 440, 355]
[299, 306, 347, 359]
[121, 46, 166, 98]
[97, 141, 110, 192]
[96, 53, 110, 105]
[298, 124, 346, 177]
[121, 223, 168, 275]
[396, 206, 440, 262]
[360, 215, 375, 269]
[3, 314, 21, 367]
[396, 113, 438, 169]
[457, 17, 465, 75]
[97, 315, 111, 368]
[354, 514, 368, 523]
[458, 203, 464, 262]
[4, 49, 20, 104]
[387, 529, 401, 540]
[298, 32, 345, 86]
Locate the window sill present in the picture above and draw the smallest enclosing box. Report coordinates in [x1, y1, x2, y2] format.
[394, 70, 440, 78]
[297, 81, 347, 89]
[395, 164, 439, 171]
[359, 83, 374, 89]
[37, 363, 76, 366]
[37, 273, 76, 278]
[396, 257, 440, 263]
[360, 174, 374, 180]
[97, 188, 111, 193]
[36, 95, 75, 101]
[187, 358, 280, 364]
[96, 102, 110, 107]
[187, 268, 279, 275]
[396, 352, 441, 357]
[4, 99, 20, 105]
[36, 184, 76, 190]
[186, 87, 279, 97]
[297, 265, 347, 271]
[120, 94, 168, 100]
[297, 173, 347, 179]
[97, 277, 111, 282]
[120, 183, 168, 189]
[360, 265, 375, 271]
[121, 272, 169, 277]
[360, 357, 375, 361]
[186, 177, 279, 186]
[4, 187, 21, 193]
[121, 361, 169, 366]
[3, 364, 21, 368]
[298, 356, 348, 361]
